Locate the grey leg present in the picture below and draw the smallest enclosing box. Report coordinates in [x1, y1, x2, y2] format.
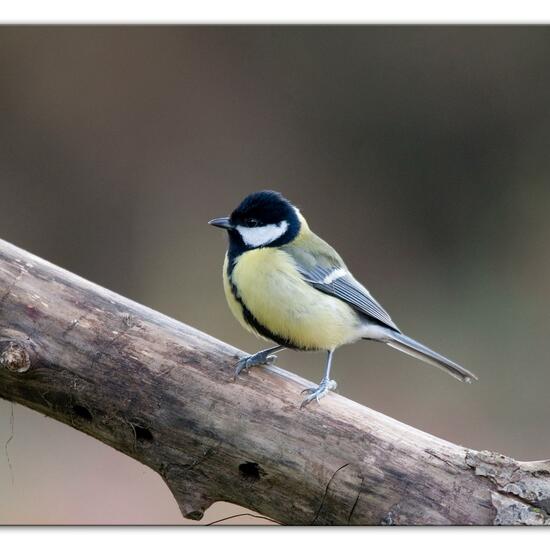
[234, 345, 285, 379]
[300, 350, 338, 408]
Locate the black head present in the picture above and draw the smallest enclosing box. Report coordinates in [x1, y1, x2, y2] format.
[209, 191, 301, 252]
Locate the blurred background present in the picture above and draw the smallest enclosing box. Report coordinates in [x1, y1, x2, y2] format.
[1, 25, 550, 524]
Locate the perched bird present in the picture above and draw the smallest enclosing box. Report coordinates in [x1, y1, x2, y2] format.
[209, 191, 477, 407]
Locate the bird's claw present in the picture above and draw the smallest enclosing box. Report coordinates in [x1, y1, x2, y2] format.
[234, 352, 278, 380]
[300, 378, 337, 408]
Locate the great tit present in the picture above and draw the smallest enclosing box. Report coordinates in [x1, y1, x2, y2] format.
[209, 190, 477, 408]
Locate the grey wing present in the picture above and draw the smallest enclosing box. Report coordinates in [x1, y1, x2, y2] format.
[296, 263, 400, 332]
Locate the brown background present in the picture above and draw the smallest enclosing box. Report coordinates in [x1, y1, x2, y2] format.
[1, 26, 550, 524]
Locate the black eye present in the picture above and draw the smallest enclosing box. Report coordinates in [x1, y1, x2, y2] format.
[245, 218, 259, 227]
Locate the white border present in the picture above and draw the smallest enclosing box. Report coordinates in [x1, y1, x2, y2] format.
[1, 527, 548, 550]
[1, 0, 550, 23]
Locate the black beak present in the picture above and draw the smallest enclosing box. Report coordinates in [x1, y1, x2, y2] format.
[208, 216, 233, 230]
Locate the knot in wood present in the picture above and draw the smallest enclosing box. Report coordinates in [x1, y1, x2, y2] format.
[0, 340, 31, 373]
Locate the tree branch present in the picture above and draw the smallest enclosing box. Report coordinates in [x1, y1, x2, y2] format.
[0, 238, 548, 525]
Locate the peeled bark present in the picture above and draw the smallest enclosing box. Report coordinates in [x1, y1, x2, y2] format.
[0, 238, 548, 525]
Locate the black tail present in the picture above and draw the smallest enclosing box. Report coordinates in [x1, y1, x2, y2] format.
[383, 331, 477, 383]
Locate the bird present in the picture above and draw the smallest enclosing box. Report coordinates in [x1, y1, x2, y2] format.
[209, 190, 477, 408]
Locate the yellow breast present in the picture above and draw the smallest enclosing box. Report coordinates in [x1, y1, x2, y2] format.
[223, 248, 362, 351]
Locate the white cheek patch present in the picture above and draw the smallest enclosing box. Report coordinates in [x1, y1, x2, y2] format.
[237, 221, 289, 247]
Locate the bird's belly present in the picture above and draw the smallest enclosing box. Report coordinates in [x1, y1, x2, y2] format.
[227, 249, 362, 351]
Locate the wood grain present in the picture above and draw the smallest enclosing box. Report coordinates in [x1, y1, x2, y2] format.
[0, 238, 548, 525]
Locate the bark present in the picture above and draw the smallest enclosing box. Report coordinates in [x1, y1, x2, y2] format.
[0, 238, 548, 525]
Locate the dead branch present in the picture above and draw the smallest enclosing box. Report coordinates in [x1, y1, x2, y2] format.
[0, 238, 548, 525]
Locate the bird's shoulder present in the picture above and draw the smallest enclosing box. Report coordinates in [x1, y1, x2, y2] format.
[282, 224, 399, 331]
[281, 224, 347, 272]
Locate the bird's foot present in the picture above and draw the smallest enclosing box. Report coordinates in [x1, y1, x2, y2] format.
[300, 378, 338, 408]
[234, 350, 278, 380]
